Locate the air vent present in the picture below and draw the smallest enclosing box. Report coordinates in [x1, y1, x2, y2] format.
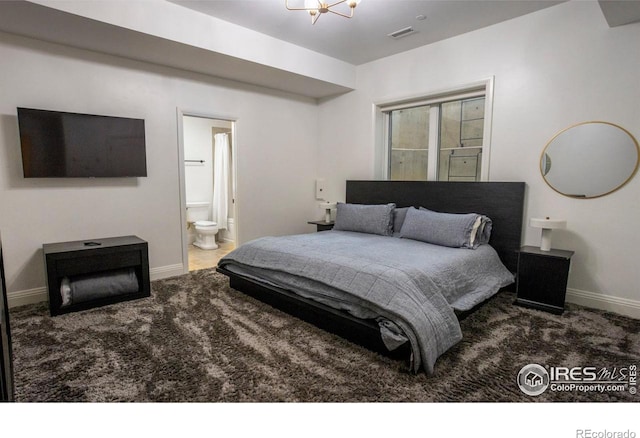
[388, 26, 417, 39]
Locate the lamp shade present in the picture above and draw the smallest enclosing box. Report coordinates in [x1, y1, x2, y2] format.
[529, 218, 566, 230]
[529, 217, 566, 251]
[320, 201, 336, 207]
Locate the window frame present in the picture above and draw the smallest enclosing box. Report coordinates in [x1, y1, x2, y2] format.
[373, 78, 495, 181]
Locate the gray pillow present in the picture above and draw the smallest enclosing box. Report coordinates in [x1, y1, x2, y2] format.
[334, 203, 395, 236]
[392, 207, 410, 236]
[399, 207, 491, 249]
[474, 215, 493, 246]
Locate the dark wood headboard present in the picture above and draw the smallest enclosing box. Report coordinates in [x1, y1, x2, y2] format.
[345, 181, 526, 273]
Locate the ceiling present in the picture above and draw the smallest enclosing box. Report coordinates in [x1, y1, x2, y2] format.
[168, 0, 565, 65]
[1, 1, 637, 99]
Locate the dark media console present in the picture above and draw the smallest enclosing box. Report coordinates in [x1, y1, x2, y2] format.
[43, 236, 150, 316]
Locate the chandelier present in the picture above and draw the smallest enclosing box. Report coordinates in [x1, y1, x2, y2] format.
[285, 0, 361, 25]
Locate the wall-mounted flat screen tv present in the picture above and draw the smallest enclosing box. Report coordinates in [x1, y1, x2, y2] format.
[17, 107, 147, 178]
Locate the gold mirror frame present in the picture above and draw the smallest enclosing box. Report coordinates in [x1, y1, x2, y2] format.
[540, 121, 640, 199]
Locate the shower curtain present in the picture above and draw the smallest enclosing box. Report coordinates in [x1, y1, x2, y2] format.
[212, 132, 229, 230]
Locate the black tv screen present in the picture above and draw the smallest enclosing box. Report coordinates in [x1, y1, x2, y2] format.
[17, 107, 147, 178]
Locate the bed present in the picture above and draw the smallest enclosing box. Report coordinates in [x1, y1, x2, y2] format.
[217, 181, 525, 373]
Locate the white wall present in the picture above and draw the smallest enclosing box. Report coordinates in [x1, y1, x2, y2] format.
[0, 31, 319, 304]
[317, 1, 640, 316]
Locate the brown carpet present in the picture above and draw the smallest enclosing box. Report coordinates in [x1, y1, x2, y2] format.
[9, 268, 640, 402]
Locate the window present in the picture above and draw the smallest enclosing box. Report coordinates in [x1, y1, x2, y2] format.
[389, 106, 430, 180]
[438, 97, 485, 181]
[380, 82, 492, 182]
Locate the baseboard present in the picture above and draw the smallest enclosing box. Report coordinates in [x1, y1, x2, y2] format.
[7, 263, 186, 309]
[7, 286, 48, 309]
[150, 264, 185, 281]
[566, 288, 640, 319]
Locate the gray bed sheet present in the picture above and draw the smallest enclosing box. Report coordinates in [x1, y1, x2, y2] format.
[218, 230, 514, 373]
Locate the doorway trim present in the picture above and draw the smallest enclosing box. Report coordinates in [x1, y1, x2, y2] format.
[176, 108, 239, 274]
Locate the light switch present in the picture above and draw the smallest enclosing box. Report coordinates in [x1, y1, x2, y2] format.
[315, 178, 325, 200]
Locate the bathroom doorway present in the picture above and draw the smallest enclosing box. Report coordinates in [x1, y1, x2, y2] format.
[179, 113, 237, 272]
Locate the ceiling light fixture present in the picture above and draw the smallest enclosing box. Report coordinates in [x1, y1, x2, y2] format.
[285, 0, 361, 25]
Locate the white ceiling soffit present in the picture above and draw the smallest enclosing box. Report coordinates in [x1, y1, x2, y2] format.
[6, 1, 631, 99]
[169, 0, 566, 65]
[0, 0, 355, 99]
[598, 0, 640, 27]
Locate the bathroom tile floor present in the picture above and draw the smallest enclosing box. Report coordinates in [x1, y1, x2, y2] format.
[188, 241, 235, 272]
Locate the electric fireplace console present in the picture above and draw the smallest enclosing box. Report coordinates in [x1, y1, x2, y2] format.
[43, 235, 150, 316]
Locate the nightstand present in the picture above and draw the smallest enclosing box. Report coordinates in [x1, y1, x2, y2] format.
[307, 220, 335, 232]
[515, 245, 574, 314]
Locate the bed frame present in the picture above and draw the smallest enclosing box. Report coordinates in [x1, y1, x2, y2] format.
[217, 181, 525, 359]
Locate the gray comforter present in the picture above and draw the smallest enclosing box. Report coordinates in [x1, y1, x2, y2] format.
[218, 230, 514, 373]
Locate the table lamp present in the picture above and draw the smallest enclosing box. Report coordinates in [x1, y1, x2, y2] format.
[530, 217, 566, 251]
[319, 201, 337, 222]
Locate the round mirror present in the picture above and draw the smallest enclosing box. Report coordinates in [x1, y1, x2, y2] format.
[541, 121, 639, 198]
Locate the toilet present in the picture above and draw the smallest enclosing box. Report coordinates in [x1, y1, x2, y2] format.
[193, 220, 219, 250]
[186, 202, 219, 250]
